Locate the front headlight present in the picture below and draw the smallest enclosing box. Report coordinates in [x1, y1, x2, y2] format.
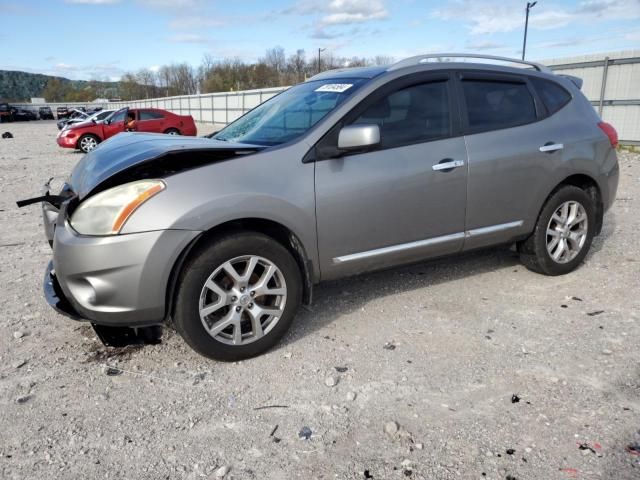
[70, 180, 165, 235]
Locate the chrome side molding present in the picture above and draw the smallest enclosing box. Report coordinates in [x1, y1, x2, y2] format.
[332, 221, 524, 264]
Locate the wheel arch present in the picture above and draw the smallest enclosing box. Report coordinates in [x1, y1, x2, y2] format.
[545, 173, 604, 235]
[164, 217, 315, 324]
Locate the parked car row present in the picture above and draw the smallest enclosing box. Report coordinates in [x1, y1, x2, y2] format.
[0, 104, 106, 122]
[56, 107, 197, 152]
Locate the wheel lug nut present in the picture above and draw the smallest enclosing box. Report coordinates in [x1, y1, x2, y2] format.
[250, 291, 255, 297]
[248, 303, 253, 309]
[235, 306, 241, 312]
[240, 287, 245, 292]
[231, 296, 237, 302]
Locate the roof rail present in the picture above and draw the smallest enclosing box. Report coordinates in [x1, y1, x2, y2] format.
[388, 53, 552, 74]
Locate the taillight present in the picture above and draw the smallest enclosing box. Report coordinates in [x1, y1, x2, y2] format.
[598, 122, 618, 148]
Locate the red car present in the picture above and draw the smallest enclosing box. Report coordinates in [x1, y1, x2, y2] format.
[57, 107, 197, 153]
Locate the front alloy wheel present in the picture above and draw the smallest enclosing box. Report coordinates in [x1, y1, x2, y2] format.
[199, 255, 287, 346]
[174, 232, 302, 361]
[79, 135, 98, 153]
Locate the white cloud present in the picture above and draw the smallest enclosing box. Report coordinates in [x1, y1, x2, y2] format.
[285, 0, 388, 38]
[433, 0, 640, 35]
[168, 33, 208, 44]
[148, 65, 160, 72]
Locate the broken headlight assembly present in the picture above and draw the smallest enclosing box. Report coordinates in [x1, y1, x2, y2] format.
[70, 180, 165, 235]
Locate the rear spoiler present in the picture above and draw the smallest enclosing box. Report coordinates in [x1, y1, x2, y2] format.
[558, 74, 583, 90]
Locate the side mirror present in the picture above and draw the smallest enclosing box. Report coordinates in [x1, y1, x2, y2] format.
[337, 124, 380, 151]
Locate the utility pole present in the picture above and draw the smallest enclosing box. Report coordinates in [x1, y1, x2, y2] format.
[318, 48, 326, 74]
[522, 1, 537, 60]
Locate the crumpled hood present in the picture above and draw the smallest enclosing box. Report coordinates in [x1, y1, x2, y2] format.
[70, 132, 263, 199]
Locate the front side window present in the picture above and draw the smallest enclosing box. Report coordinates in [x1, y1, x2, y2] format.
[462, 79, 536, 131]
[213, 78, 367, 146]
[108, 110, 126, 124]
[351, 80, 451, 148]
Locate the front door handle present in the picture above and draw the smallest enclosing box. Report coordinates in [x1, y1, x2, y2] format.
[539, 143, 564, 153]
[432, 159, 465, 171]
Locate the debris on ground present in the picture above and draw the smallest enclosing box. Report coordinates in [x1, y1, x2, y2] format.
[13, 331, 25, 339]
[506, 448, 515, 455]
[511, 394, 521, 404]
[627, 431, 640, 456]
[384, 420, 400, 437]
[587, 310, 605, 316]
[559, 468, 579, 478]
[12, 360, 27, 369]
[298, 426, 312, 440]
[254, 404, 289, 411]
[325, 374, 339, 387]
[214, 465, 230, 478]
[102, 366, 122, 376]
[577, 442, 602, 455]
[334, 366, 348, 372]
[383, 342, 396, 350]
[2, 131, 13, 139]
[15, 395, 31, 404]
[346, 391, 357, 401]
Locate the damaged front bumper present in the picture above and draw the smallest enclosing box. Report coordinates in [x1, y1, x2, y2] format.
[32, 178, 200, 328]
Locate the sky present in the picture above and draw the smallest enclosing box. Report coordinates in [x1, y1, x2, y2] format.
[0, 0, 639, 81]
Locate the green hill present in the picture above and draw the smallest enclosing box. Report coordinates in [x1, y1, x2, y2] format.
[0, 70, 121, 102]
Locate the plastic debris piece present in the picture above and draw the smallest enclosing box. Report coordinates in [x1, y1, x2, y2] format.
[298, 426, 312, 440]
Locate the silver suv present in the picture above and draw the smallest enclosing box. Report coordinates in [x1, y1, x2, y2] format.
[25, 54, 619, 360]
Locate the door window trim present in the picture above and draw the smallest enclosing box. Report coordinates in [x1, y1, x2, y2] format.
[454, 71, 546, 135]
[303, 71, 462, 163]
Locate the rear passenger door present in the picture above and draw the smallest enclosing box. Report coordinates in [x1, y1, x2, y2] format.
[458, 72, 563, 249]
[314, 73, 468, 279]
[137, 109, 166, 133]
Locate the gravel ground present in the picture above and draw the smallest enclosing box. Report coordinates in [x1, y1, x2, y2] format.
[1, 121, 639, 480]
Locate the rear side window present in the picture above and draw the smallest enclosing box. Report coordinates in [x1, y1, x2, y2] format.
[530, 77, 571, 115]
[352, 80, 450, 148]
[462, 79, 536, 132]
[140, 110, 164, 120]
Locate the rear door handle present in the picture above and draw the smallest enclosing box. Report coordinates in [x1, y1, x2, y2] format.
[432, 159, 465, 171]
[539, 143, 564, 153]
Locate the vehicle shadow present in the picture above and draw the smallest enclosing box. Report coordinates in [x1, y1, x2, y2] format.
[279, 244, 522, 348]
[280, 211, 618, 348]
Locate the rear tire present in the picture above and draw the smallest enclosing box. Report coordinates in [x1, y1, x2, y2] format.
[164, 128, 180, 135]
[518, 185, 595, 276]
[174, 232, 302, 361]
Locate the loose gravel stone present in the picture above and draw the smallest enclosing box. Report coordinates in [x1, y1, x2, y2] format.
[384, 421, 399, 437]
[325, 374, 339, 387]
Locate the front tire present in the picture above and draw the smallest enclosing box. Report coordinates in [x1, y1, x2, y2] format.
[164, 128, 180, 135]
[78, 134, 100, 153]
[518, 185, 595, 276]
[174, 232, 302, 361]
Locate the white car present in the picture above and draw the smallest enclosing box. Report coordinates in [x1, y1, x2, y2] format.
[59, 109, 115, 131]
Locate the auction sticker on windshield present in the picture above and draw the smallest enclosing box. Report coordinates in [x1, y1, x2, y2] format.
[315, 83, 353, 93]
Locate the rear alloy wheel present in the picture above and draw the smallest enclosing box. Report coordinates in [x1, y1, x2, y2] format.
[174, 232, 302, 361]
[518, 185, 595, 276]
[78, 134, 99, 153]
[164, 128, 180, 135]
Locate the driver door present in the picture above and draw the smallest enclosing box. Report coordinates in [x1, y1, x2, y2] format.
[102, 108, 129, 139]
[314, 74, 468, 280]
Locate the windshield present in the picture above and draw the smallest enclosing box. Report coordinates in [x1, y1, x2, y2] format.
[213, 78, 367, 146]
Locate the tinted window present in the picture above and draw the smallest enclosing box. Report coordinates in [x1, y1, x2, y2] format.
[109, 110, 126, 123]
[462, 79, 536, 131]
[352, 81, 450, 148]
[530, 77, 571, 115]
[140, 110, 164, 120]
